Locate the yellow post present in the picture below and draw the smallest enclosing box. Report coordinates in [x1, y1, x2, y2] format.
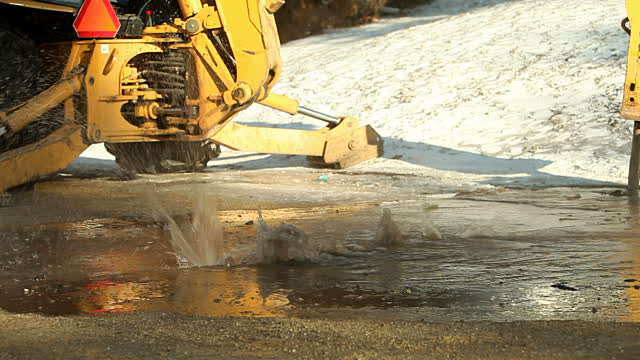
[623, 0, 640, 120]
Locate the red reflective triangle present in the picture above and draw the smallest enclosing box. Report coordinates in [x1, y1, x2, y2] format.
[73, 0, 121, 38]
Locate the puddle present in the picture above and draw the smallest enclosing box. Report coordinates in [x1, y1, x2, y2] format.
[1, 189, 640, 322]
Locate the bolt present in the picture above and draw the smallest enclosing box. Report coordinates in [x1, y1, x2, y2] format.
[94, 129, 101, 139]
[204, 17, 216, 28]
[232, 88, 246, 100]
[185, 19, 200, 34]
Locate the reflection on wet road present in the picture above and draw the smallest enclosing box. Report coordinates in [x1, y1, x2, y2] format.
[1, 188, 639, 322]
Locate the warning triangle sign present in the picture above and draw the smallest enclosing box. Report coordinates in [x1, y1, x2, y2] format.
[73, 0, 121, 38]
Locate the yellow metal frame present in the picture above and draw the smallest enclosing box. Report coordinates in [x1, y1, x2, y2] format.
[69, 0, 282, 143]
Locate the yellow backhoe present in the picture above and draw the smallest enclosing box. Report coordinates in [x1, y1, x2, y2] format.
[0, 0, 383, 192]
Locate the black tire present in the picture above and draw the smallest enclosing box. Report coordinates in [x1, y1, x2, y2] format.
[104, 141, 221, 174]
[0, 25, 62, 153]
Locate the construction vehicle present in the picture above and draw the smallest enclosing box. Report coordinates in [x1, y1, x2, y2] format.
[0, 0, 383, 192]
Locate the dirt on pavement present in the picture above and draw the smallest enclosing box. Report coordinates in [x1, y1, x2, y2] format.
[1, 310, 639, 360]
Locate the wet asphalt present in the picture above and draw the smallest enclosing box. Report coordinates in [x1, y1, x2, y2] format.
[0, 170, 639, 323]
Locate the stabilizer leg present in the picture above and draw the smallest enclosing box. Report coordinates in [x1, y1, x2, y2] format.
[0, 124, 88, 192]
[215, 92, 384, 168]
[210, 116, 383, 169]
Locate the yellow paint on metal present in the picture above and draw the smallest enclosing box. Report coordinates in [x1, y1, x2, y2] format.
[216, 0, 274, 96]
[77, 40, 169, 142]
[211, 122, 327, 155]
[321, 123, 384, 168]
[258, 93, 300, 115]
[2, 0, 282, 144]
[211, 116, 383, 168]
[623, 0, 640, 120]
[178, 0, 202, 19]
[0, 124, 88, 192]
[264, 0, 285, 14]
[142, 23, 182, 35]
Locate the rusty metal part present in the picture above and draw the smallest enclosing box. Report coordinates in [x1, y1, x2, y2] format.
[1, 74, 83, 135]
[0, 124, 88, 192]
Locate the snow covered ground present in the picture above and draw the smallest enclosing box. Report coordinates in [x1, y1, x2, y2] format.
[75, 0, 633, 188]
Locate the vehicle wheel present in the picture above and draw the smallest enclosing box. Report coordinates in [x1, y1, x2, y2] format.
[104, 141, 221, 174]
[0, 25, 61, 153]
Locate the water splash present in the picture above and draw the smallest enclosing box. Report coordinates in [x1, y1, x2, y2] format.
[422, 203, 442, 240]
[256, 209, 315, 263]
[375, 208, 404, 247]
[163, 196, 226, 267]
